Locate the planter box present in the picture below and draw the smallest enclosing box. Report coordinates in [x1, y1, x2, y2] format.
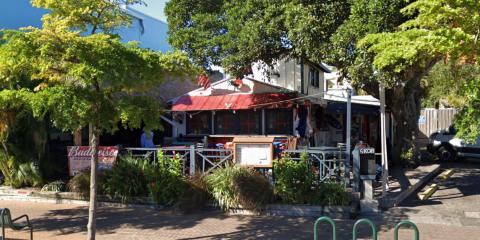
[266, 202, 358, 219]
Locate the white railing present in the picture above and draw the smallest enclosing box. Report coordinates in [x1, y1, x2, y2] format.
[120, 147, 350, 184]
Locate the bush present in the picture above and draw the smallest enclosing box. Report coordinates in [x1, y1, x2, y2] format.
[206, 164, 274, 212]
[273, 152, 315, 204]
[103, 153, 149, 204]
[143, 150, 185, 207]
[41, 180, 66, 192]
[174, 173, 211, 214]
[318, 181, 351, 207]
[67, 168, 109, 198]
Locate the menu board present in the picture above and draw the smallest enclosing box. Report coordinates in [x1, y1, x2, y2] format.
[234, 143, 273, 167]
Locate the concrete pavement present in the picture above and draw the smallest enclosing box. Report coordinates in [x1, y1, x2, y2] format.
[1, 199, 479, 240]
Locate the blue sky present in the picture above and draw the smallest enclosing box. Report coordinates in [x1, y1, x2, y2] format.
[130, 0, 168, 23]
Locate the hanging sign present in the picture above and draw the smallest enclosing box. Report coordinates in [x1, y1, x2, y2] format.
[327, 115, 343, 129]
[67, 146, 119, 176]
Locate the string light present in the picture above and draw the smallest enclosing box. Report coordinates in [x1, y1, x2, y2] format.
[190, 114, 192, 118]
[233, 110, 236, 114]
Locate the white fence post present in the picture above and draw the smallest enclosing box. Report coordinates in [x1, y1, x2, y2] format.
[189, 145, 195, 175]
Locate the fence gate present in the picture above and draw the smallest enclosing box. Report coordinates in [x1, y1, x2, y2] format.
[314, 216, 419, 240]
[419, 108, 457, 139]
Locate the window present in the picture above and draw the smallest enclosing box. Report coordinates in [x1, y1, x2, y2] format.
[266, 110, 292, 135]
[239, 112, 259, 134]
[187, 112, 210, 134]
[215, 112, 236, 134]
[309, 67, 320, 88]
[215, 110, 260, 135]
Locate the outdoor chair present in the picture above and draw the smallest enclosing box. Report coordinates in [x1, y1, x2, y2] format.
[1, 208, 33, 240]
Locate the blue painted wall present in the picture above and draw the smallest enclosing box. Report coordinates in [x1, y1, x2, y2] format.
[0, 0, 172, 53]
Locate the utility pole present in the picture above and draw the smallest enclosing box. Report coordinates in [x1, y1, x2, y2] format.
[346, 89, 351, 187]
[380, 80, 389, 197]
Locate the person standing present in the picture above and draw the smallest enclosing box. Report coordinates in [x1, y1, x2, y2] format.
[141, 130, 154, 148]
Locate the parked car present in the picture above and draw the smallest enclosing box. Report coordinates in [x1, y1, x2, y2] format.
[427, 123, 480, 161]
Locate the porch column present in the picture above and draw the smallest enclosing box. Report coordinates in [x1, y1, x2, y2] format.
[74, 130, 82, 146]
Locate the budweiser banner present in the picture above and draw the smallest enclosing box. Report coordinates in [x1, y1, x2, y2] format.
[67, 146, 119, 176]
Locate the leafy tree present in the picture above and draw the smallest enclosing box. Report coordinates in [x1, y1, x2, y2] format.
[0, 0, 197, 239]
[421, 61, 480, 109]
[166, 0, 433, 166]
[360, 0, 480, 143]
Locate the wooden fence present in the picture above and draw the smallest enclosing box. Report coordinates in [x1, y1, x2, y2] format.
[419, 108, 457, 139]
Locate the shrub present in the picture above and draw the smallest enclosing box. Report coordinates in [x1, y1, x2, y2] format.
[103, 153, 149, 204]
[318, 180, 351, 207]
[41, 180, 66, 192]
[273, 152, 315, 204]
[67, 168, 109, 198]
[206, 164, 274, 212]
[174, 173, 211, 214]
[143, 150, 185, 207]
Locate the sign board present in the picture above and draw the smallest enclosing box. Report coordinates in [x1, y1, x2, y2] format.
[67, 146, 119, 176]
[233, 137, 274, 168]
[418, 115, 425, 124]
[359, 148, 375, 154]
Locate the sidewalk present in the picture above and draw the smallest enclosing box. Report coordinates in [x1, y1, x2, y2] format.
[1, 199, 478, 240]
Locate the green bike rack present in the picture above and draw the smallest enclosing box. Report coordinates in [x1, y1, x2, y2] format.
[314, 216, 337, 240]
[394, 221, 420, 240]
[353, 219, 377, 240]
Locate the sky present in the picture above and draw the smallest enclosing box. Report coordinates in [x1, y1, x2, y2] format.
[130, 0, 169, 23]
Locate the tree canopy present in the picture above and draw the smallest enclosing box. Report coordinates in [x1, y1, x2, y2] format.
[166, 0, 433, 166]
[0, 0, 197, 239]
[361, 0, 480, 142]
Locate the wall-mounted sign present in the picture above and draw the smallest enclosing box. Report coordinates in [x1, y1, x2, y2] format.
[418, 115, 425, 124]
[67, 146, 119, 176]
[327, 115, 343, 129]
[233, 137, 274, 168]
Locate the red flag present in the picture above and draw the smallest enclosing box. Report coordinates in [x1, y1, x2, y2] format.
[198, 74, 206, 86]
[198, 73, 210, 91]
[203, 75, 210, 90]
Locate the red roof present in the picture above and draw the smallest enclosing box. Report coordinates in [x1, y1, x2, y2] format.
[171, 93, 296, 111]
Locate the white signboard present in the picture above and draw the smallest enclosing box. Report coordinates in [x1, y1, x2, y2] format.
[234, 143, 273, 167]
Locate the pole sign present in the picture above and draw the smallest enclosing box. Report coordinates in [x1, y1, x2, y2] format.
[67, 146, 119, 176]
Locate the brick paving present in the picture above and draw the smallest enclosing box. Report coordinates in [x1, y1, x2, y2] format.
[1, 199, 479, 240]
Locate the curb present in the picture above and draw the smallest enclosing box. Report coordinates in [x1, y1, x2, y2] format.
[379, 164, 441, 208]
[418, 184, 439, 200]
[439, 168, 455, 179]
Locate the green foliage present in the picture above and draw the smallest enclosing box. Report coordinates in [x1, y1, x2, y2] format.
[103, 153, 149, 204]
[317, 181, 351, 207]
[273, 152, 316, 204]
[41, 180, 66, 192]
[421, 61, 480, 108]
[206, 164, 274, 212]
[165, 0, 350, 77]
[174, 174, 211, 214]
[3, 162, 44, 188]
[143, 151, 186, 207]
[67, 168, 109, 198]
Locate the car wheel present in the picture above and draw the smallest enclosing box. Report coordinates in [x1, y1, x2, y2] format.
[437, 146, 455, 161]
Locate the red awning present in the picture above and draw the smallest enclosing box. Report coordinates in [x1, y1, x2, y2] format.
[171, 93, 296, 111]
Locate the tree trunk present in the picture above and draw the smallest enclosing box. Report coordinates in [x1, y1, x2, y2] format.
[362, 57, 441, 168]
[87, 123, 100, 240]
[387, 82, 422, 167]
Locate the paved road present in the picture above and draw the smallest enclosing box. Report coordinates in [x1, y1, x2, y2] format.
[380, 156, 480, 228]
